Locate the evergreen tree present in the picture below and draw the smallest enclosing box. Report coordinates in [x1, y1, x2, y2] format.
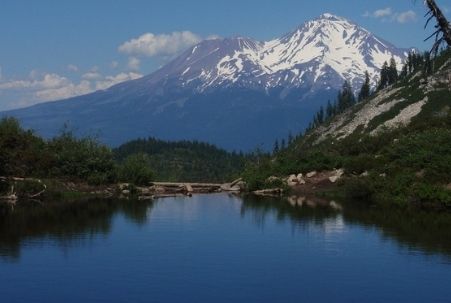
[388, 57, 398, 85]
[281, 139, 286, 150]
[358, 71, 371, 102]
[399, 64, 408, 80]
[317, 106, 324, 124]
[326, 100, 334, 120]
[378, 61, 389, 90]
[273, 139, 279, 154]
[423, 51, 432, 75]
[407, 52, 413, 73]
[337, 81, 355, 113]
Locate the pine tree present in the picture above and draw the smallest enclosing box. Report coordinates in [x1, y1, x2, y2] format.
[423, 51, 432, 75]
[273, 139, 279, 154]
[281, 139, 286, 150]
[337, 81, 355, 113]
[407, 52, 413, 73]
[399, 64, 408, 80]
[358, 71, 371, 102]
[317, 106, 324, 124]
[326, 100, 333, 120]
[388, 57, 398, 85]
[378, 61, 389, 90]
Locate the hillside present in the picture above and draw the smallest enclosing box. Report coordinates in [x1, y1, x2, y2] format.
[243, 48, 451, 209]
[1, 14, 410, 151]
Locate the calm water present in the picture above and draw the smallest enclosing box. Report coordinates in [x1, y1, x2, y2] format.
[1, 194, 451, 303]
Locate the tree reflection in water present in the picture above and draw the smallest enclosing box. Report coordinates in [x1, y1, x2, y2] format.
[0, 199, 155, 261]
[241, 194, 451, 259]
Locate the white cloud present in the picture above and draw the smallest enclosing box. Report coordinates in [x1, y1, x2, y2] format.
[35, 80, 92, 101]
[118, 31, 202, 57]
[373, 7, 392, 18]
[0, 70, 143, 110]
[95, 72, 142, 90]
[0, 73, 70, 90]
[127, 57, 141, 71]
[82, 71, 103, 80]
[363, 7, 417, 24]
[67, 64, 79, 72]
[0, 66, 2, 81]
[111, 61, 119, 69]
[395, 10, 417, 24]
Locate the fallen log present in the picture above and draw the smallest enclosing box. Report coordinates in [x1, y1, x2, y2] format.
[252, 188, 284, 197]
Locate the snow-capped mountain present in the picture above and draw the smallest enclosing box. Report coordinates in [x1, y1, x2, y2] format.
[143, 13, 409, 95]
[2, 13, 412, 151]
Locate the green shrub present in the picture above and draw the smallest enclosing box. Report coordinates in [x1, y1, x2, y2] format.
[412, 184, 451, 207]
[48, 131, 116, 184]
[117, 153, 154, 186]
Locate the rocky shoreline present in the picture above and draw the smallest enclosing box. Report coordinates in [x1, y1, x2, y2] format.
[0, 170, 345, 204]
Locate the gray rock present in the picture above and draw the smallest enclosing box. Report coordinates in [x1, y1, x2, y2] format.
[306, 171, 317, 178]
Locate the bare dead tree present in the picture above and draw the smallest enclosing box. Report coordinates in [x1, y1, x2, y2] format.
[423, 0, 451, 54]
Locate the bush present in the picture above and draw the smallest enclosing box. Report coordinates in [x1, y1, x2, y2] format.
[412, 184, 451, 208]
[48, 131, 116, 184]
[0, 117, 51, 177]
[117, 153, 154, 186]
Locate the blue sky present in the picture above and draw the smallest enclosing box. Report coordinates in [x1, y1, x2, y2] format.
[0, 0, 450, 110]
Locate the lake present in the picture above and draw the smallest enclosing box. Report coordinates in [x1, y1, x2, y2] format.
[1, 194, 451, 303]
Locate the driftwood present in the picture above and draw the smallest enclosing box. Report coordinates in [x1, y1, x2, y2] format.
[252, 188, 284, 197]
[0, 176, 47, 201]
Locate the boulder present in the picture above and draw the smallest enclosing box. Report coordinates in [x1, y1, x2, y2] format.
[329, 168, 344, 183]
[334, 169, 344, 177]
[184, 184, 194, 193]
[306, 171, 317, 178]
[328, 176, 339, 183]
[360, 171, 369, 177]
[118, 183, 130, 190]
[287, 174, 298, 187]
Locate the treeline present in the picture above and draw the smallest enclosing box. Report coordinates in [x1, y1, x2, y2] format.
[114, 138, 250, 183]
[0, 117, 251, 186]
